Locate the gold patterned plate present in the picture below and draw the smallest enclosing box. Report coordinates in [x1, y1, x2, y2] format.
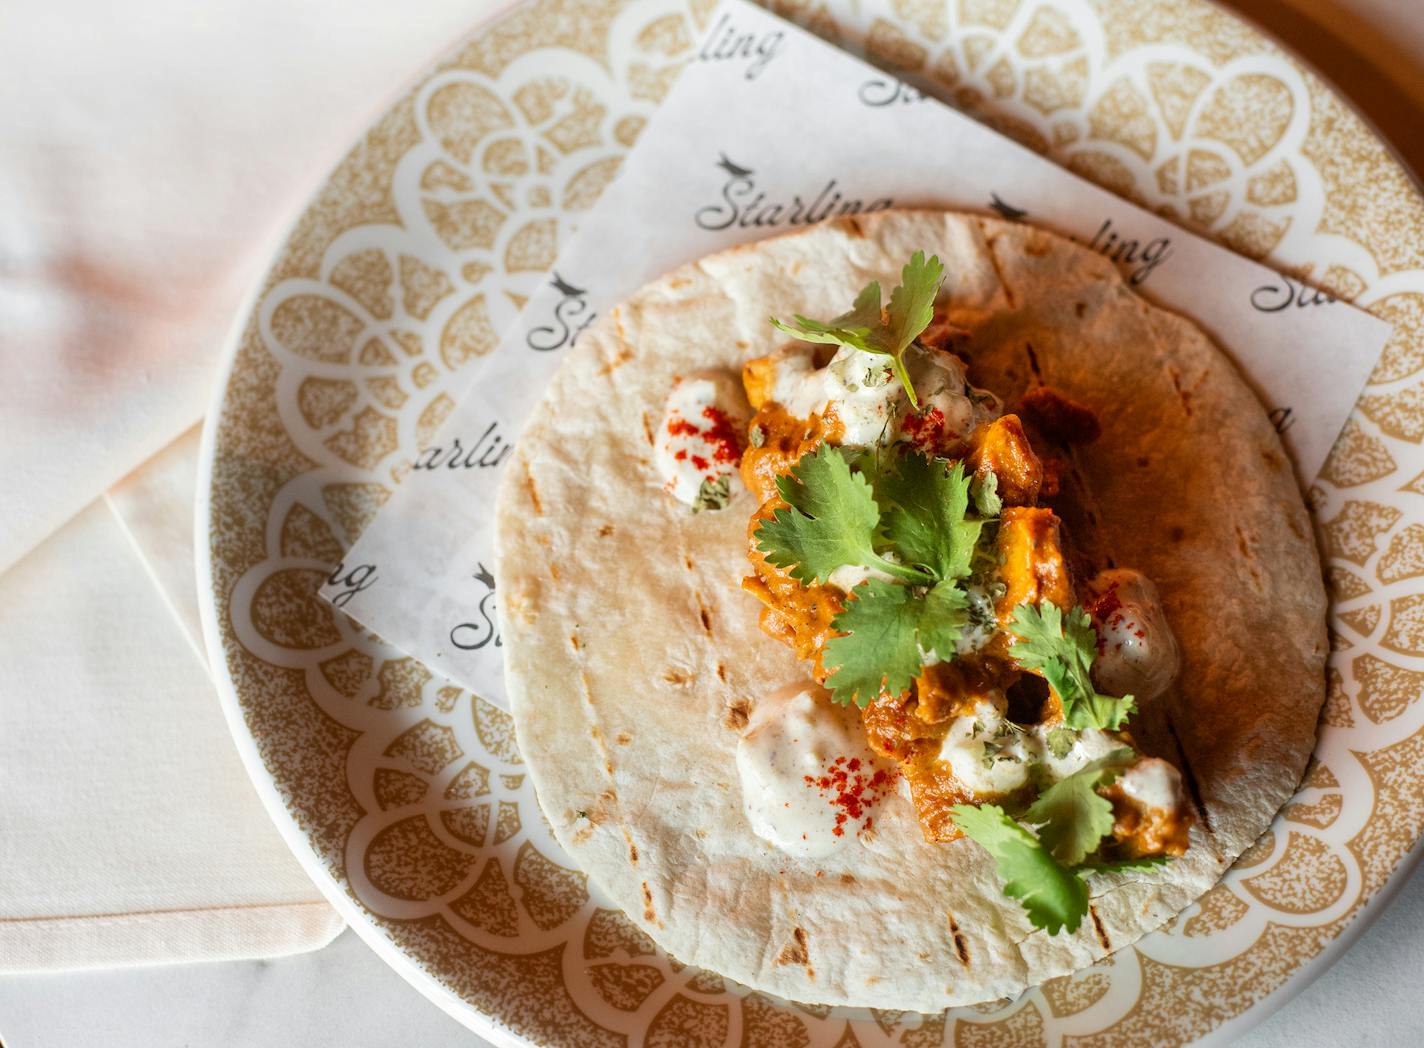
[196, 0, 1424, 1043]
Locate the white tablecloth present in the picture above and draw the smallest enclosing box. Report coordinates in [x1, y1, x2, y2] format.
[1, 0, 1421, 1042]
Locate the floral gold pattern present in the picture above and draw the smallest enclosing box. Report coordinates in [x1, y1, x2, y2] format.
[201, 0, 1424, 1043]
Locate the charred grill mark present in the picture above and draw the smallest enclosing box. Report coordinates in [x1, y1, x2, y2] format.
[597, 523, 614, 538]
[947, 913, 971, 966]
[569, 633, 581, 651]
[597, 344, 634, 375]
[1235, 524, 1264, 590]
[1167, 366, 1194, 416]
[628, 843, 639, 864]
[1089, 905, 1111, 952]
[641, 880, 656, 923]
[1023, 341, 1043, 381]
[642, 412, 656, 446]
[980, 226, 1017, 307]
[842, 215, 865, 238]
[684, 555, 695, 571]
[723, 696, 752, 731]
[775, 927, 813, 976]
[716, 663, 728, 682]
[696, 598, 714, 634]
[1166, 715, 1213, 836]
[615, 731, 631, 745]
[522, 462, 544, 515]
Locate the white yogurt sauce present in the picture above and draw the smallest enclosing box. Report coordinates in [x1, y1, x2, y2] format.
[765, 342, 999, 450]
[936, 702, 1131, 795]
[938, 699, 1033, 795]
[1031, 725, 1124, 782]
[735, 684, 892, 858]
[1084, 569, 1181, 703]
[654, 371, 747, 509]
[1118, 757, 1185, 812]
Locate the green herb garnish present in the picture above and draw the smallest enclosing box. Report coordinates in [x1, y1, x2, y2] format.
[754, 446, 991, 706]
[1008, 603, 1136, 730]
[952, 748, 1147, 933]
[755, 443, 928, 587]
[1045, 726, 1078, 760]
[769, 251, 945, 409]
[692, 475, 732, 513]
[970, 470, 1002, 517]
[949, 804, 1090, 935]
[1023, 748, 1135, 865]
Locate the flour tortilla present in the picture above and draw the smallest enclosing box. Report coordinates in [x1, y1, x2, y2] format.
[493, 210, 1327, 1011]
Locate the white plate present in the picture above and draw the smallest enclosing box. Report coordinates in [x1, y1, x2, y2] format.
[197, 0, 1424, 1042]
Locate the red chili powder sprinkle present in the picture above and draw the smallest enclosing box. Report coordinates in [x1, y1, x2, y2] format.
[803, 757, 897, 839]
[701, 406, 745, 465]
[691, 455, 709, 471]
[901, 407, 949, 452]
[665, 416, 700, 437]
[1086, 583, 1124, 654]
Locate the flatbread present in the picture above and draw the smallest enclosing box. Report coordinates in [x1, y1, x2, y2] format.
[493, 210, 1327, 1011]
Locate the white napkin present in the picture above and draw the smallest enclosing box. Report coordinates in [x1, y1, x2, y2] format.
[0, 485, 343, 972]
[0, 0, 512, 970]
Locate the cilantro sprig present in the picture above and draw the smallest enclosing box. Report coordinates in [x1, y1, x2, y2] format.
[952, 748, 1147, 934]
[949, 804, 1089, 935]
[756, 444, 928, 587]
[769, 251, 945, 409]
[753, 445, 989, 706]
[1008, 603, 1136, 731]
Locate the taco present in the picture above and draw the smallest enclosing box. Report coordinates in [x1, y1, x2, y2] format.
[493, 209, 1326, 1011]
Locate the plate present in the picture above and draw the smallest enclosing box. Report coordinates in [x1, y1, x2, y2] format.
[196, 0, 1424, 1043]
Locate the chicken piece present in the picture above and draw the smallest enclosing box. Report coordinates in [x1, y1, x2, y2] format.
[742, 354, 778, 411]
[1102, 757, 1193, 857]
[995, 507, 1074, 627]
[743, 502, 844, 678]
[913, 659, 1003, 726]
[740, 405, 839, 504]
[968, 414, 1042, 505]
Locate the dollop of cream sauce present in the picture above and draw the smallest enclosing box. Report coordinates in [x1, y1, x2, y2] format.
[1084, 569, 1181, 704]
[1118, 757, 1185, 812]
[935, 697, 1127, 796]
[654, 371, 748, 509]
[735, 684, 894, 858]
[766, 343, 1000, 449]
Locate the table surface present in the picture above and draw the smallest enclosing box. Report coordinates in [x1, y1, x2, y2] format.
[4, 0, 1423, 1044]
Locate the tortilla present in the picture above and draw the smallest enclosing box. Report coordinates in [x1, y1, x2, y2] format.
[493, 210, 1327, 1011]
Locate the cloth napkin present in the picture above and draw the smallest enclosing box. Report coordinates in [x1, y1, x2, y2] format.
[0, 466, 342, 972]
[0, 0, 509, 971]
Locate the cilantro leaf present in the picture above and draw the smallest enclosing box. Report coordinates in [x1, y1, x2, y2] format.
[769, 282, 882, 356]
[1023, 748, 1136, 865]
[971, 470, 1002, 517]
[1008, 603, 1136, 730]
[692, 475, 730, 513]
[754, 444, 924, 586]
[882, 252, 944, 408]
[1046, 726, 1078, 761]
[951, 804, 1089, 935]
[769, 252, 945, 408]
[876, 454, 983, 581]
[822, 579, 924, 706]
[917, 581, 970, 661]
